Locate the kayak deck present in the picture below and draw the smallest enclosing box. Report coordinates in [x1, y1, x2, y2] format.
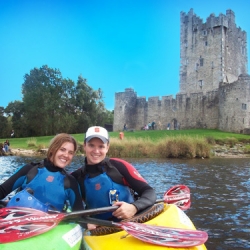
[1, 222, 82, 250]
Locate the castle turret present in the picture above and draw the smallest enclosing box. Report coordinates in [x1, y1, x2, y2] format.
[113, 88, 137, 131]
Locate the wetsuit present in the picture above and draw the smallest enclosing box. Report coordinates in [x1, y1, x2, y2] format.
[71, 157, 156, 219]
[0, 159, 84, 211]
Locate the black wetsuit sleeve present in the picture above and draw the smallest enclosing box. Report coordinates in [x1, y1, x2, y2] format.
[110, 159, 156, 212]
[0, 164, 34, 199]
[64, 174, 84, 211]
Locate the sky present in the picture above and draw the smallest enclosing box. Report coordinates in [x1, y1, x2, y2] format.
[1, 0, 250, 111]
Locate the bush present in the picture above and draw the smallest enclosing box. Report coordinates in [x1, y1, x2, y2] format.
[224, 137, 238, 147]
[37, 144, 46, 150]
[205, 136, 216, 145]
[155, 136, 210, 159]
[26, 138, 37, 147]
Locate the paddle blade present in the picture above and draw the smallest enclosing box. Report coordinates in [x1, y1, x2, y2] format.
[0, 207, 66, 243]
[0, 207, 46, 221]
[164, 184, 191, 210]
[118, 221, 208, 247]
[0, 221, 57, 243]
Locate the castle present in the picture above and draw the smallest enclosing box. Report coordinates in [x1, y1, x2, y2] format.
[113, 9, 250, 133]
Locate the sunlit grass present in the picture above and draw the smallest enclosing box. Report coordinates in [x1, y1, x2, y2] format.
[3, 129, 250, 158]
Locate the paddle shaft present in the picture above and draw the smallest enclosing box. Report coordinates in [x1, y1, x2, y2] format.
[0, 186, 190, 227]
[66, 187, 190, 217]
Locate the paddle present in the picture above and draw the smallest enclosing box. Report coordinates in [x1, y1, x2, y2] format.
[0, 207, 208, 247]
[0, 184, 190, 217]
[156, 184, 191, 210]
[0, 184, 191, 243]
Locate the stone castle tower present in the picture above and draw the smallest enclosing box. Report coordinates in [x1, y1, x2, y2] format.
[180, 9, 247, 95]
[113, 9, 250, 133]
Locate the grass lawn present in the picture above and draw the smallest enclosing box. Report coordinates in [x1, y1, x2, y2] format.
[2, 129, 250, 150]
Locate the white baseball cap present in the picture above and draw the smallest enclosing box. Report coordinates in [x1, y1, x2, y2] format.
[84, 126, 109, 143]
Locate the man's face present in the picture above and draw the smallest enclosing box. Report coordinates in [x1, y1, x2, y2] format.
[84, 137, 109, 165]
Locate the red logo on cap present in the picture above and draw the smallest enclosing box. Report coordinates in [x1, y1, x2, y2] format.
[95, 127, 100, 133]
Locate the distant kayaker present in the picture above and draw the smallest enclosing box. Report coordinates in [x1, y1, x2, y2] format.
[71, 126, 156, 229]
[0, 133, 84, 212]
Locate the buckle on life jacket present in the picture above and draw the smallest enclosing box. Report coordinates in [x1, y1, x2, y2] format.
[7, 189, 49, 212]
[109, 189, 120, 205]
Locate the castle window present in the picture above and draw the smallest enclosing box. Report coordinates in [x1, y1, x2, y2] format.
[198, 80, 203, 88]
[200, 58, 204, 66]
[203, 30, 207, 36]
[242, 103, 247, 110]
[211, 61, 214, 69]
[195, 63, 199, 71]
[204, 41, 208, 46]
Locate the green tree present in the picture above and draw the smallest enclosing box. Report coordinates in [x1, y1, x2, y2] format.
[0, 107, 8, 138]
[21, 65, 113, 136]
[74, 76, 100, 132]
[5, 101, 25, 137]
[22, 65, 72, 136]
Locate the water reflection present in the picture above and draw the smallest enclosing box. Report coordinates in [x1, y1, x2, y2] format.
[0, 156, 249, 249]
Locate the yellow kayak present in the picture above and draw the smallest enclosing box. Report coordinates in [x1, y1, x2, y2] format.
[82, 203, 207, 250]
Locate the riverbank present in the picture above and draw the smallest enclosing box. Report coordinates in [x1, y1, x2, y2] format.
[4, 144, 250, 158]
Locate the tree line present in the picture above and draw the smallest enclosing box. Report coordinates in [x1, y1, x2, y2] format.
[0, 65, 113, 138]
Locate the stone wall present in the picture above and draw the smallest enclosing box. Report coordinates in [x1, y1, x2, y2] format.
[114, 88, 220, 131]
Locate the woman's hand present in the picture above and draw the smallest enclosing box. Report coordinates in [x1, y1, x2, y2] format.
[112, 201, 137, 220]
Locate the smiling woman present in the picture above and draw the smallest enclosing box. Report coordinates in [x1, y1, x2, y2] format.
[0, 133, 84, 212]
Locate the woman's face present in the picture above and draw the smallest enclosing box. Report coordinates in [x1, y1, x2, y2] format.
[52, 142, 75, 168]
[84, 137, 109, 165]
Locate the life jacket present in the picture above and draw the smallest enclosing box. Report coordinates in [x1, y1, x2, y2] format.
[17, 162, 67, 211]
[81, 158, 135, 220]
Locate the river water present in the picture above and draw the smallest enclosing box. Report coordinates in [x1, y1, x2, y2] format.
[0, 156, 249, 250]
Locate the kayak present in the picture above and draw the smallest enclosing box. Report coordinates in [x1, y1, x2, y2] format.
[82, 203, 207, 250]
[1, 222, 83, 250]
[0, 203, 206, 250]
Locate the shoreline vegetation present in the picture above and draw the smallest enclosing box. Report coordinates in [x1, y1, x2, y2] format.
[1, 129, 250, 159]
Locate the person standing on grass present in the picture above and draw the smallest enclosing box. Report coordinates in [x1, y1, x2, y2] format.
[71, 126, 156, 227]
[151, 121, 156, 130]
[123, 123, 127, 131]
[148, 122, 152, 130]
[10, 130, 14, 138]
[0, 133, 84, 212]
